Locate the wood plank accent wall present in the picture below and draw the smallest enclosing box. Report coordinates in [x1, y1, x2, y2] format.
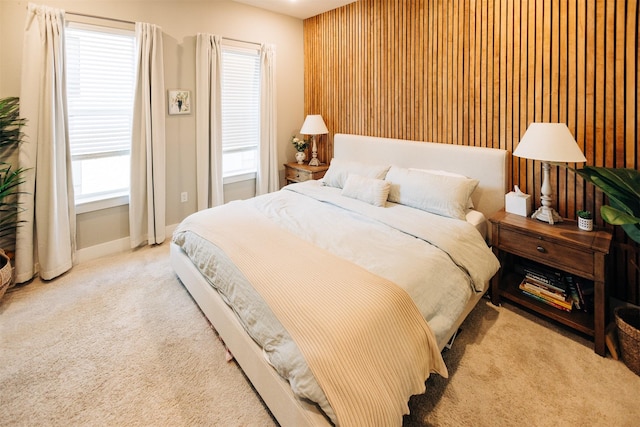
[304, 0, 640, 305]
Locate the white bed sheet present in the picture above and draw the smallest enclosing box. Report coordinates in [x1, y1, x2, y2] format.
[172, 180, 499, 424]
[466, 208, 488, 239]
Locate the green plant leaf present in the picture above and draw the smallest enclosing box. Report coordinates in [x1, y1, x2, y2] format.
[577, 210, 592, 219]
[575, 166, 640, 222]
[621, 223, 640, 245]
[0, 97, 27, 151]
[564, 164, 640, 244]
[600, 205, 640, 226]
[0, 97, 28, 243]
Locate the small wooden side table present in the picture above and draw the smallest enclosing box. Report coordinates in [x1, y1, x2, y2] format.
[284, 162, 329, 185]
[489, 210, 612, 356]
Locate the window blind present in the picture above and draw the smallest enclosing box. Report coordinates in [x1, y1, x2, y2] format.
[66, 24, 136, 159]
[221, 46, 260, 156]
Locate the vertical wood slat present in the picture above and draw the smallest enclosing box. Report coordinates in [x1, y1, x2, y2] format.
[517, 0, 527, 195]
[303, 0, 640, 304]
[469, 0, 476, 146]
[480, 0, 486, 148]
[458, 0, 462, 143]
[510, 0, 517, 153]
[628, 0, 638, 169]
[463, 0, 470, 146]
[585, 1, 597, 215]
[527, 0, 537, 206]
[576, 1, 587, 219]
[559, 0, 572, 216]
[474, 0, 482, 147]
[500, 0, 513, 152]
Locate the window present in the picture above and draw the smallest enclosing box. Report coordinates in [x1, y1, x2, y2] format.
[221, 44, 261, 178]
[65, 22, 136, 210]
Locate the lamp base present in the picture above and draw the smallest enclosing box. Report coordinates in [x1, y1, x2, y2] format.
[531, 206, 563, 225]
[308, 135, 320, 166]
[531, 161, 563, 225]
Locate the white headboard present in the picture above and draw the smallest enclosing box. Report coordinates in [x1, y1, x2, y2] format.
[333, 133, 510, 222]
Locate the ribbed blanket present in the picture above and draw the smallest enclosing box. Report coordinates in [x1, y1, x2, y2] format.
[178, 202, 447, 426]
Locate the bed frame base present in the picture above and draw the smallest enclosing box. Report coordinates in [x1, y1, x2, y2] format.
[444, 328, 461, 351]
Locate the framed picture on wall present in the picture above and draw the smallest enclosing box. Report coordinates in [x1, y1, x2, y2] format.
[168, 90, 191, 115]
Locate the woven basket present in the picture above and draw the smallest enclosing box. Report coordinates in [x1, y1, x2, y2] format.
[0, 249, 12, 301]
[615, 307, 640, 376]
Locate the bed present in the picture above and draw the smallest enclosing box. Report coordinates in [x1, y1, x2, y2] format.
[170, 133, 509, 426]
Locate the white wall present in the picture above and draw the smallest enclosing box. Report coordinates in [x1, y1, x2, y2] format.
[0, 0, 305, 251]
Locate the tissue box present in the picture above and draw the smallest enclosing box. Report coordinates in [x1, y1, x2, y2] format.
[505, 191, 532, 217]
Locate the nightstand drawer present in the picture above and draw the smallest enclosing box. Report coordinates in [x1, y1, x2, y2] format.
[286, 167, 312, 182]
[283, 162, 328, 185]
[498, 227, 594, 277]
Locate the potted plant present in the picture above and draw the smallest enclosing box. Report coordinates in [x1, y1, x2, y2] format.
[573, 165, 640, 375]
[0, 96, 27, 300]
[291, 136, 309, 164]
[576, 209, 593, 231]
[574, 166, 640, 243]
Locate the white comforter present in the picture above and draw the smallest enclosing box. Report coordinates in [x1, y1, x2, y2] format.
[172, 180, 499, 423]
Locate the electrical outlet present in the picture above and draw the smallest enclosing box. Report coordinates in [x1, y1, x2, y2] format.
[181, 192, 188, 203]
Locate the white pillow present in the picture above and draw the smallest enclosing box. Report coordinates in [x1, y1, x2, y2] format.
[322, 158, 391, 189]
[341, 174, 391, 207]
[409, 168, 475, 208]
[385, 166, 479, 220]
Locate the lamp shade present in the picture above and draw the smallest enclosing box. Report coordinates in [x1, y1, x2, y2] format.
[300, 114, 328, 135]
[514, 122, 587, 163]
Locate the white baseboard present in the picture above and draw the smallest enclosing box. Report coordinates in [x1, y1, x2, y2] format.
[76, 223, 178, 264]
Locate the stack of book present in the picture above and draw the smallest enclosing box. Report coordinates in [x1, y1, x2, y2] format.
[516, 262, 595, 313]
[519, 269, 573, 312]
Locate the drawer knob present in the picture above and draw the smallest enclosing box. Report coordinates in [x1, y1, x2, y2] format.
[536, 245, 546, 253]
[296, 173, 300, 178]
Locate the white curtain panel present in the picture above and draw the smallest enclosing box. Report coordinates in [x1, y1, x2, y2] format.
[256, 43, 279, 195]
[195, 33, 224, 210]
[15, 3, 76, 283]
[130, 22, 166, 248]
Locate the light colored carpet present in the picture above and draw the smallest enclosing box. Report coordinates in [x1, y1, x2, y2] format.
[1, 242, 639, 426]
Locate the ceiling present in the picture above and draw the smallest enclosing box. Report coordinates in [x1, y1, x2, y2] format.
[231, 0, 357, 20]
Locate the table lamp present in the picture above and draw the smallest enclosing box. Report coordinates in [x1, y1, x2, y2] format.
[513, 122, 587, 224]
[300, 114, 328, 166]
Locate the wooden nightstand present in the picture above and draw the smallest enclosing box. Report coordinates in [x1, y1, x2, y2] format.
[489, 210, 612, 356]
[284, 162, 329, 185]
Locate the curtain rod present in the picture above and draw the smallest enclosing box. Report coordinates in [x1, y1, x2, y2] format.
[66, 11, 135, 26]
[222, 36, 262, 48]
[60, 10, 261, 47]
